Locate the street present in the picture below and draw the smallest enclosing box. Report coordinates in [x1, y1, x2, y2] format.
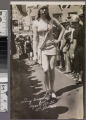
[11, 57, 84, 119]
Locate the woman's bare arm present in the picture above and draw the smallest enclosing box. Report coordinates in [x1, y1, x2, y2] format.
[52, 17, 65, 44]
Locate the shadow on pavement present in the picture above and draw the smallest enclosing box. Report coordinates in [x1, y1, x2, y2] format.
[11, 58, 69, 119]
[16, 106, 68, 119]
[56, 84, 82, 97]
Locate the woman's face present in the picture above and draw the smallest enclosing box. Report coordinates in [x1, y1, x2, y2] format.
[40, 7, 48, 18]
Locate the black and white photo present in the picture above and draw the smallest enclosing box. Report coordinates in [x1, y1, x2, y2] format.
[10, 1, 85, 119]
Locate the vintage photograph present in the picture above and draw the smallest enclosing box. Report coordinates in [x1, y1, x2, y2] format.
[10, 1, 85, 119]
[0, 10, 8, 112]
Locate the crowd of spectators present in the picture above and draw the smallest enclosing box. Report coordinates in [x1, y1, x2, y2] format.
[55, 14, 84, 84]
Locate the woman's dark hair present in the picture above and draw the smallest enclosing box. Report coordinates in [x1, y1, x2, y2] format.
[37, 6, 51, 21]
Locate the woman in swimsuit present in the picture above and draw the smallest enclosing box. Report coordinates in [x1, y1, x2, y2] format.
[33, 5, 65, 99]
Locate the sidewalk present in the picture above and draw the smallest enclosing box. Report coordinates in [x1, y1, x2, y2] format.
[11, 58, 84, 119]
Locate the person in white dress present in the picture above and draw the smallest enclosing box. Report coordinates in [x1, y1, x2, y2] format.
[32, 5, 65, 99]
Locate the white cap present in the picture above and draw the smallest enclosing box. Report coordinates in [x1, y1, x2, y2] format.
[71, 15, 80, 22]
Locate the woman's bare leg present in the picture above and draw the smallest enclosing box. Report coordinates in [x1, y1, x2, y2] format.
[44, 71, 49, 91]
[49, 56, 56, 92]
[42, 54, 49, 92]
[27, 53, 30, 60]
